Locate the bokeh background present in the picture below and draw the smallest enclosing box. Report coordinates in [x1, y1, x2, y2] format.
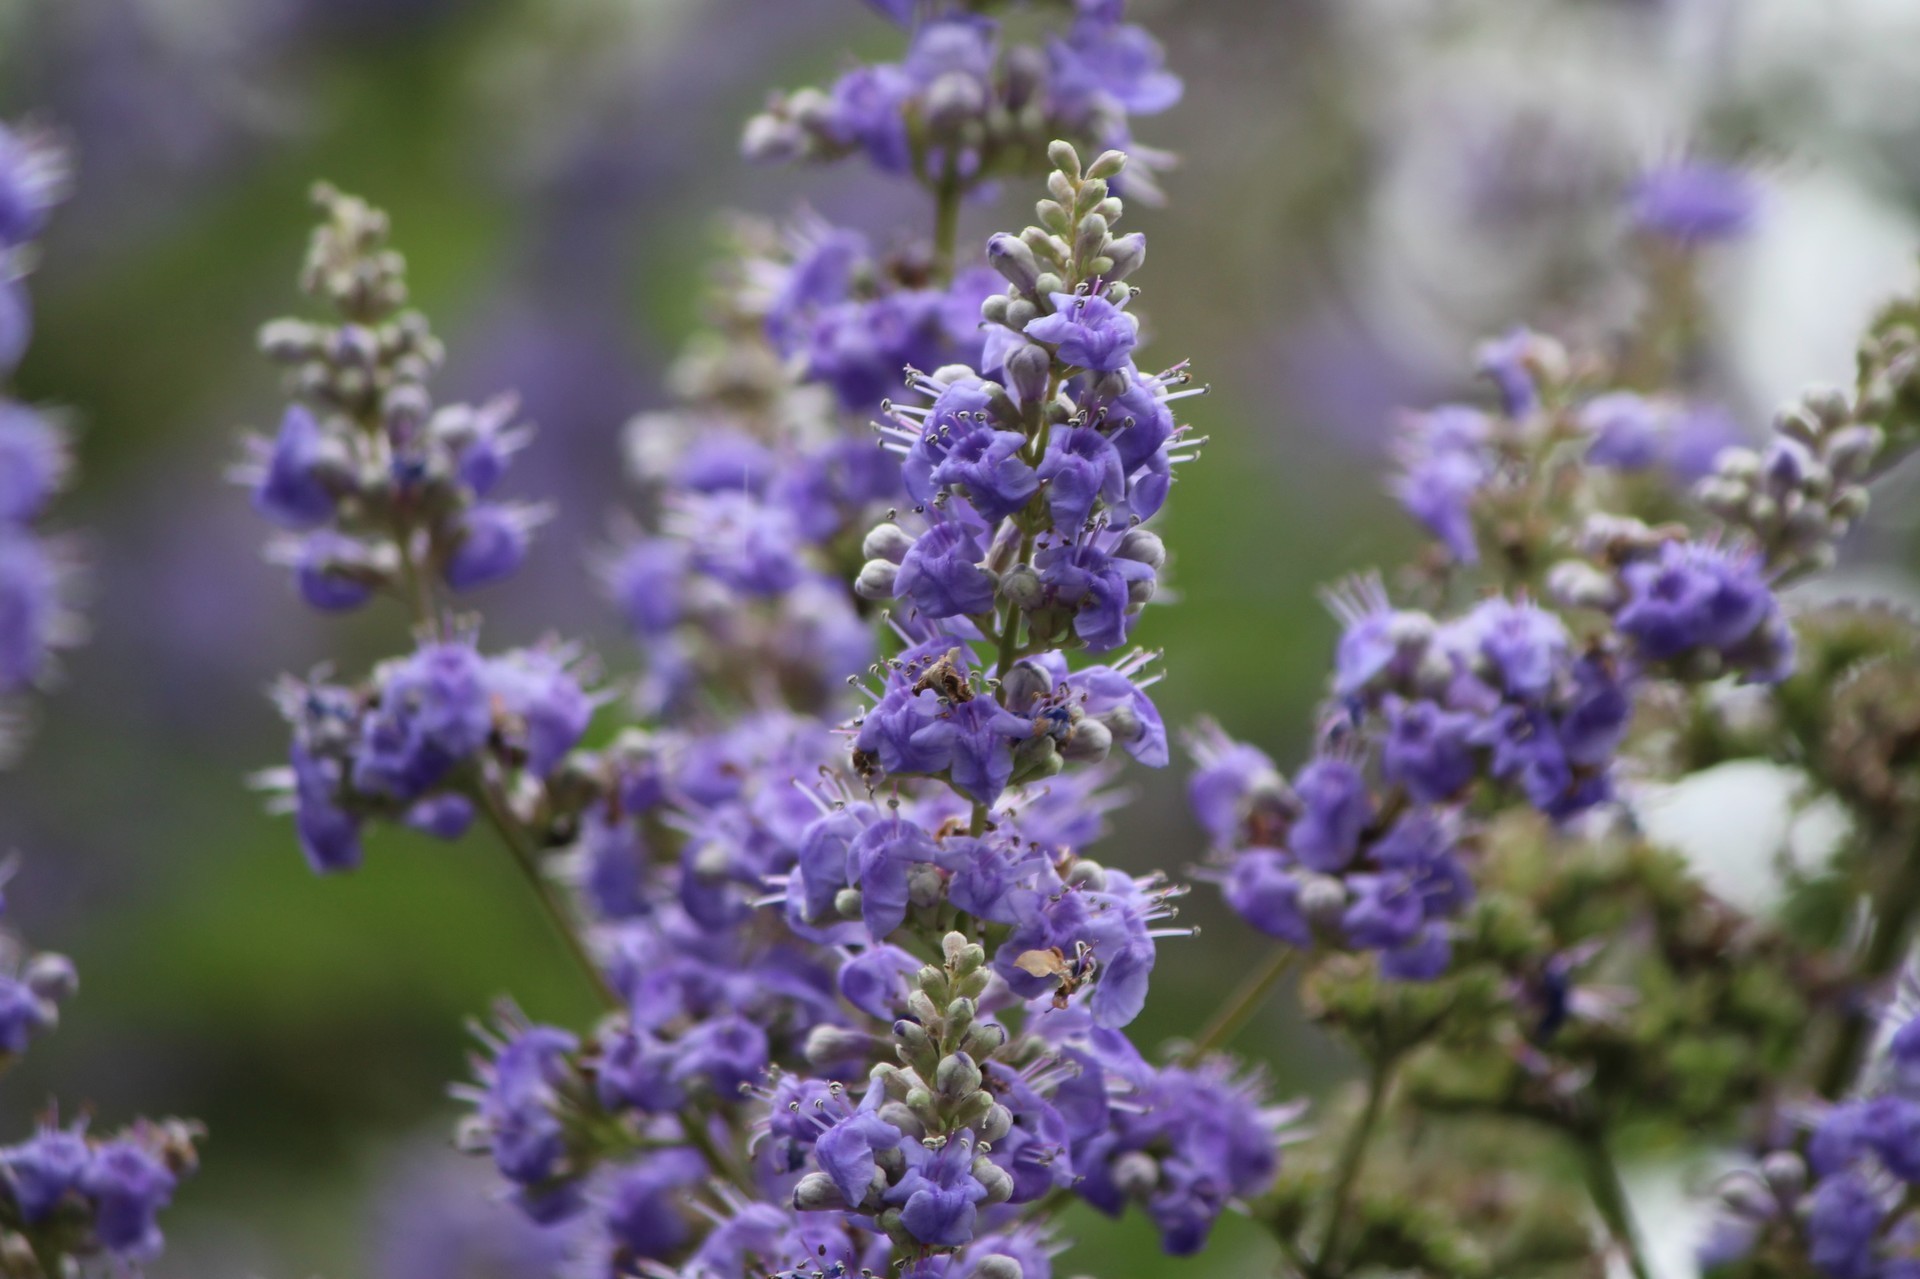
[2, 0, 1920, 1274]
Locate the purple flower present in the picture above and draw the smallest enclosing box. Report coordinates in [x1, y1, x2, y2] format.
[79, 1141, 176, 1259]
[291, 529, 379, 612]
[1451, 598, 1569, 703]
[1615, 540, 1781, 669]
[1186, 724, 1281, 846]
[1580, 392, 1663, 470]
[250, 404, 340, 529]
[352, 641, 493, 800]
[671, 1014, 770, 1097]
[895, 523, 996, 619]
[916, 696, 1027, 806]
[1024, 293, 1139, 373]
[1629, 161, 1759, 245]
[0, 404, 67, 523]
[290, 739, 363, 874]
[603, 537, 685, 637]
[1288, 758, 1371, 872]
[849, 814, 942, 936]
[0, 528, 60, 691]
[931, 425, 1040, 521]
[886, 1132, 989, 1248]
[1048, 12, 1183, 119]
[1035, 540, 1152, 652]
[1223, 849, 1310, 945]
[486, 648, 594, 777]
[0, 125, 64, 251]
[3, 1124, 89, 1221]
[1807, 1170, 1884, 1279]
[815, 1087, 904, 1205]
[1382, 698, 1477, 803]
[1392, 406, 1491, 563]
[404, 794, 475, 841]
[476, 1024, 579, 1190]
[602, 1150, 704, 1260]
[900, 375, 1006, 503]
[838, 945, 921, 1021]
[596, 1026, 682, 1114]
[827, 64, 914, 174]
[1038, 427, 1127, 529]
[444, 503, 541, 592]
[579, 813, 648, 922]
[675, 491, 805, 597]
[1475, 330, 1542, 419]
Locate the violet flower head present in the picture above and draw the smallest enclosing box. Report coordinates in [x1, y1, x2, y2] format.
[1629, 160, 1760, 245]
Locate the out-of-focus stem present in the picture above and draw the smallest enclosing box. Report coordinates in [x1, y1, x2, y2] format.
[1312, 1055, 1395, 1277]
[1574, 1129, 1653, 1279]
[1184, 948, 1294, 1065]
[1815, 825, 1920, 1098]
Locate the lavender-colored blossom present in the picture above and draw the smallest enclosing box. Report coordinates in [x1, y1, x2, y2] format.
[249, 404, 341, 529]
[886, 1132, 989, 1247]
[931, 425, 1040, 521]
[1024, 293, 1139, 373]
[1038, 426, 1127, 529]
[78, 1141, 175, 1259]
[1629, 160, 1760, 245]
[895, 523, 995, 619]
[444, 503, 541, 592]
[1288, 758, 1371, 873]
[0, 404, 67, 523]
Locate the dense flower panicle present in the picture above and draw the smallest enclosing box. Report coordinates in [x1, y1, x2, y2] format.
[237, 189, 547, 617]
[0, 128, 78, 717]
[1702, 998, 1920, 1277]
[264, 637, 597, 873]
[745, 1, 1179, 201]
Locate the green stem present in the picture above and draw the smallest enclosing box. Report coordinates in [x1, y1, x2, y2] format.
[1574, 1129, 1653, 1279]
[1816, 825, 1920, 1098]
[1183, 948, 1294, 1065]
[1312, 1055, 1395, 1277]
[931, 166, 962, 287]
[473, 782, 620, 1011]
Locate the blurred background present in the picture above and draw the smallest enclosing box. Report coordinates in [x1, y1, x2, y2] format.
[2, 0, 1920, 1274]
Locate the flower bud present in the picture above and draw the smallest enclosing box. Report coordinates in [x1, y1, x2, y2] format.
[1005, 342, 1052, 406]
[971, 1256, 1025, 1279]
[960, 1022, 1007, 1061]
[805, 1025, 884, 1069]
[855, 559, 900, 601]
[974, 1158, 1016, 1205]
[1104, 232, 1146, 281]
[1761, 1151, 1807, 1201]
[794, 1171, 849, 1211]
[834, 887, 863, 919]
[977, 1101, 1014, 1143]
[1299, 873, 1349, 934]
[1113, 1150, 1160, 1198]
[1000, 563, 1045, 610]
[24, 953, 76, 1003]
[741, 113, 806, 164]
[1115, 525, 1165, 569]
[1062, 716, 1113, 763]
[998, 660, 1053, 713]
[936, 1052, 983, 1098]
[987, 233, 1042, 294]
[1047, 139, 1082, 178]
[1064, 857, 1109, 892]
[863, 522, 916, 563]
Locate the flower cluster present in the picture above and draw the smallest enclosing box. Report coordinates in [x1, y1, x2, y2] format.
[746, 0, 1179, 201]
[239, 185, 547, 614]
[212, 2, 1920, 1278]
[0, 123, 79, 732]
[1703, 992, 1920, 1278]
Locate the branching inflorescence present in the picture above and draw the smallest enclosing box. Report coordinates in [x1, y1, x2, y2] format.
[0, 124, 200, 1278]
[224, 3, 1920, 1279]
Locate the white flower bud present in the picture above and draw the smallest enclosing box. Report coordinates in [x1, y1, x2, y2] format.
[855, 559, 900, 601]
